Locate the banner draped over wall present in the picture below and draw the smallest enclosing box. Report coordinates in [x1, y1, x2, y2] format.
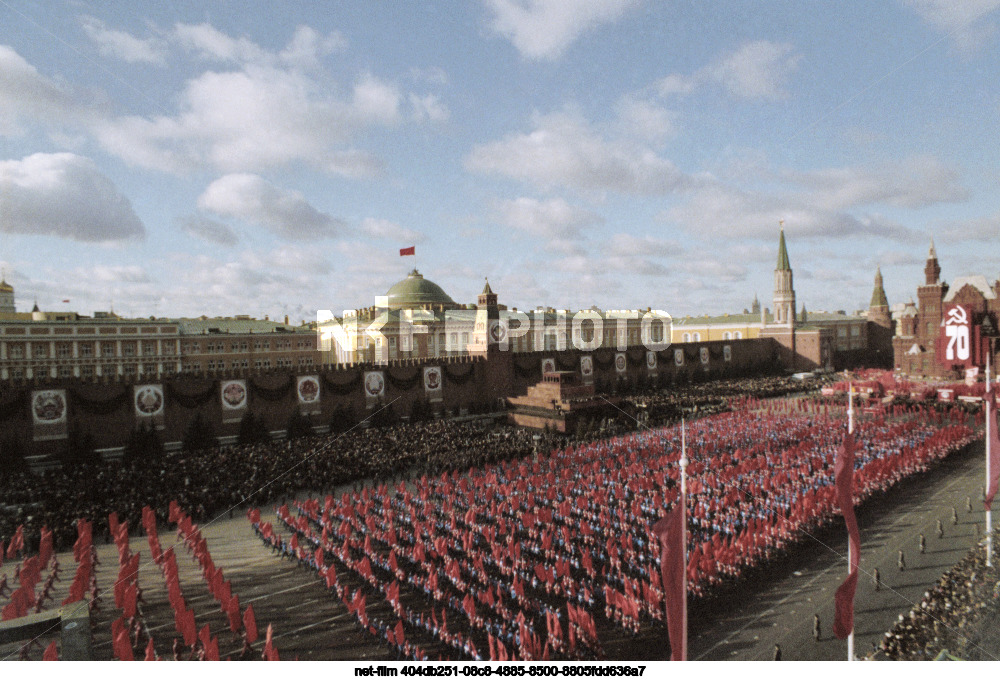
[581, 355, 594, 385]
[296, 376, 321, 415]
[32, 389, 68, 441]
[423, 366, 443, 403]
[364, 371, 385, 408]
[220, 379, 248, 424]
[134, 384, 165, 429]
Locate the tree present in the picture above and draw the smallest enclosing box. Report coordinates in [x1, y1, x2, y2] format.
[0, 435, 29, 476]
[121, 422, 163, 466]
[183, 412, 216, 453]
[286, 412, 314, 440]
[330, 405, 356, 433]
[64, 425, 101, 467]
[238, 411, 270, 445]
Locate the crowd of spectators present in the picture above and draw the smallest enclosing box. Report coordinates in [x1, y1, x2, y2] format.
[0, 374, 835, 556]
[877, 544, 999, 660]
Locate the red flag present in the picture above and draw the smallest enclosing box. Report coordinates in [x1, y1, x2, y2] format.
[227, 595, 242, 633]
[42, 641, 58, 661]
[399, 246, 415, 256]
[985, 402, 1000, 510]
[653, 506, 686, 661]
[243, 603, 259, 643]
[833, 432, 861, 640]
[144, 637, 156, 661]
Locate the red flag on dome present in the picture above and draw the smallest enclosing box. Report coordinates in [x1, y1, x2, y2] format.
[399, 246, 415, 257]
[833, 432, 861, 640]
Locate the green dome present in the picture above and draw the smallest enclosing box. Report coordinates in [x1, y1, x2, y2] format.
[385, 269, 457, 309]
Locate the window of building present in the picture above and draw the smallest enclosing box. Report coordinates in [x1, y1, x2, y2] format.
[9, 345, 23, 359]
[103, 344, 116, 357]
[10, 367, 24, 379]
[79, 344, 93, 357]
[734, 331, 742, 339]
[81, 365, 94, 379]
[851, 326, 860, 337]
[58, 365, 73, 378]
[723, 331, 731, 340]
[34, 344, 48, 359]
[682, 333, 690, 342]
[144, 342, 157, 356]
[57, 343, 72, 359]
[122, 343, 136, 357]
[693, 332, 701, 342]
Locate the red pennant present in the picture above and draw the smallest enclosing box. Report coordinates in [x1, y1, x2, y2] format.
[833, 432, 861, 640]
[985, 403, 1000, 510]
[653, 505, 686, 661]
[243, 603, 259, 643]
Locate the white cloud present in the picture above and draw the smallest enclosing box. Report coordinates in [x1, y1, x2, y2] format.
[173, 23, 346, 68]
[614, 96, 676, 144]
[179, 214, 239, 247]
[902, 0, 1000, 48]
[786, 156, 967, 210]
[87, 265, 151, 283]
[484, 0, 640, 60]
[703, 40, 800, 100]
[493, 196, 602, 238]
[607, 233, 681, 258]
[95, 66, 398, 175]
[409, 93, 450, 122]
[0, 152, 145, 242]
[197, 174, 343, 240]
[360, 218, 425, 243]
[654, 40, 801, 102]
[466, 109, 690, 195]
[0, 45, 97, 135]
[664, 181, 919, 242]
[80, 16, 167, 65]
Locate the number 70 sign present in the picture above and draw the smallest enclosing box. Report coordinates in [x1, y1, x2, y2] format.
[940, 304, 982, 368]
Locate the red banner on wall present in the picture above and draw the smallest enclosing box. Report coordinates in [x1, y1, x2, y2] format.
[937, 304, 983, 369]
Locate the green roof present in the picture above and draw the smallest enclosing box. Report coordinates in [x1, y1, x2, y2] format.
[385, 269, 457, 309]
[776, 229, 791, 271]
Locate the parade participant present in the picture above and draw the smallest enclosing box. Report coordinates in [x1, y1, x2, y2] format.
[898, 550, 906, 571]
[873, 567, 881, 591]
[813, 613, 821, 641]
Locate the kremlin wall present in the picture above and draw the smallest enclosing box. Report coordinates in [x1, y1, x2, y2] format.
[0, 229, 901, 462]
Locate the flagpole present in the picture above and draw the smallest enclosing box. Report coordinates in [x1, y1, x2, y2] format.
[987, 356, 993, 568]
[680, 417, 688, 661]
[847, 384, 855, 661]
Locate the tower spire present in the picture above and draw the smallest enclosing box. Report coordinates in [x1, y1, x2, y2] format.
[776, 222, 791, 271]
[772, 222, 795, 327]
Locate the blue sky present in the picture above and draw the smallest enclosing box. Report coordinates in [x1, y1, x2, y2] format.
[1, 0, 999, 322]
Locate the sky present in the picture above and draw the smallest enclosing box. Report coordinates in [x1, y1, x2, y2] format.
[1, 0, 999, 323]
